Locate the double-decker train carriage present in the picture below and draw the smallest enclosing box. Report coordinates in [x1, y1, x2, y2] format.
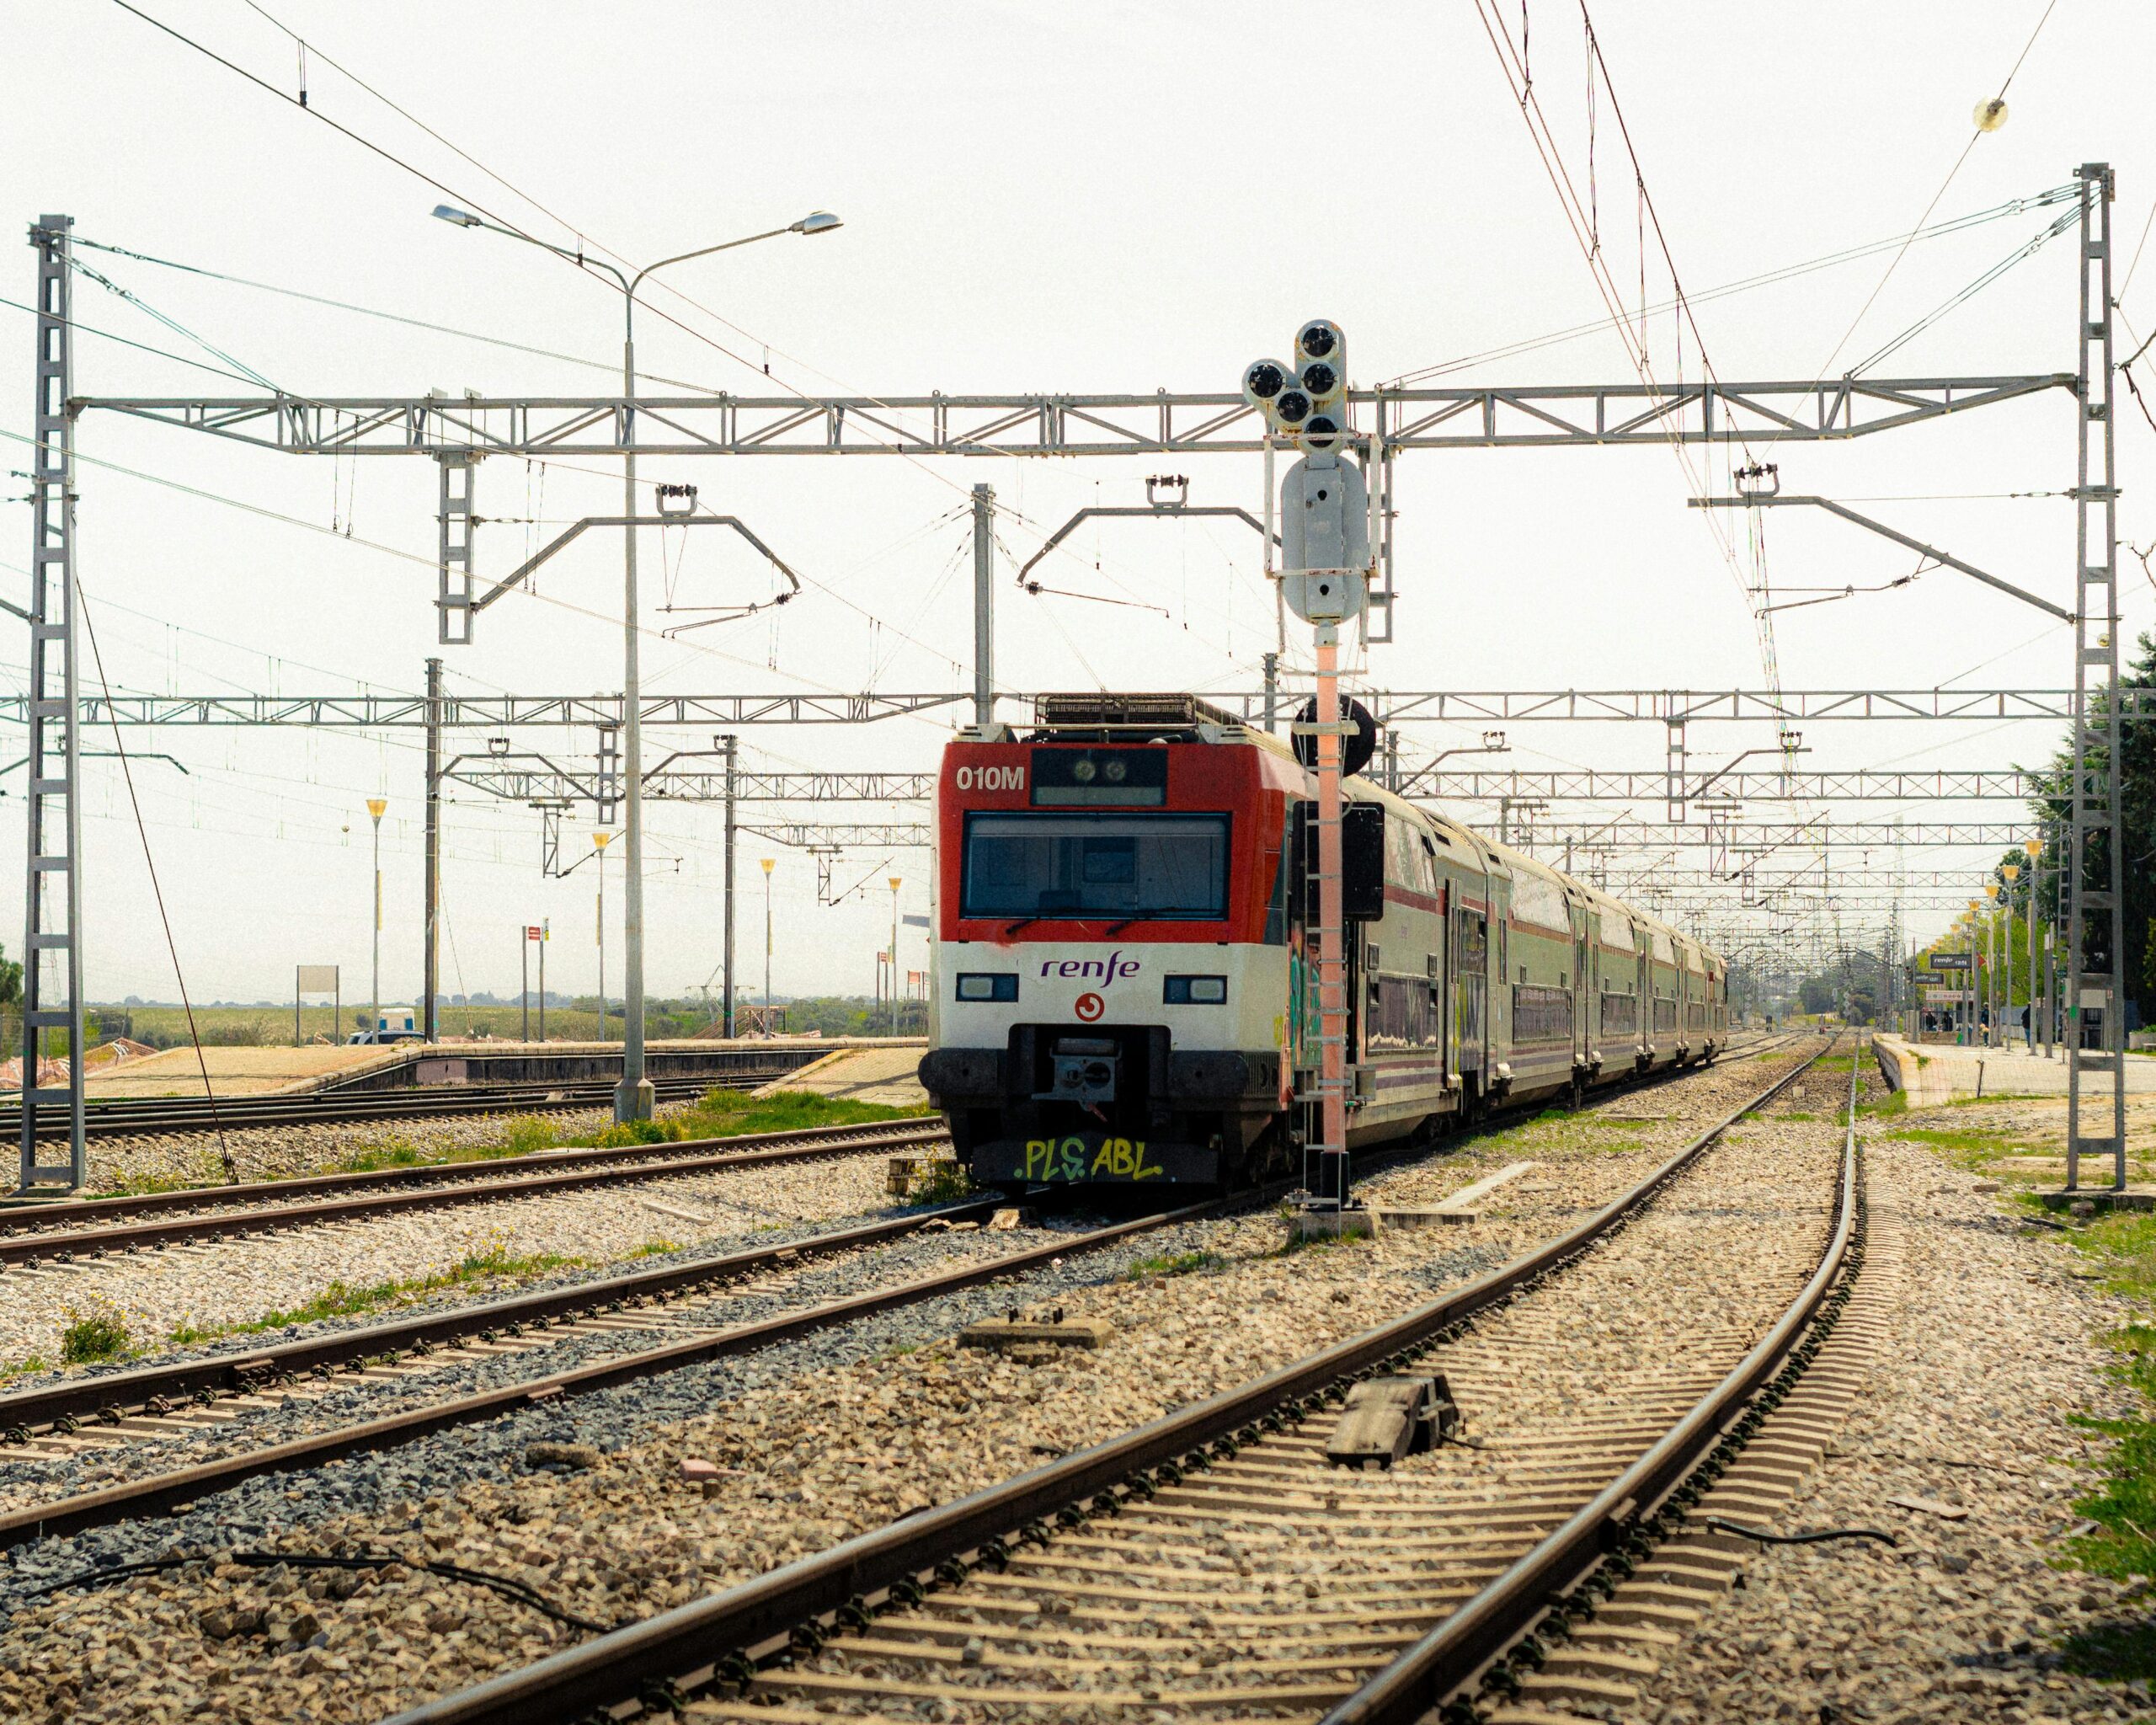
[918, 693, 1725, 1191]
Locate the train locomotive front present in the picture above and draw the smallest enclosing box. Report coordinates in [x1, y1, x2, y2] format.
[917, 694, 1732, 1195]
[916, 701, 1297, 1191]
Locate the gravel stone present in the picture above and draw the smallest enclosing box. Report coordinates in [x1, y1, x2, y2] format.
[0, 1048, 1821, 1722]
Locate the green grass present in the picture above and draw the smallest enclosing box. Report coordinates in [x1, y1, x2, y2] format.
[1855, 1089, 1909, 1119]
[1125, 1249, 1226, 1280]
[2047, 1211, 2156, 1680]
[906, 1159, 977, 1206]
[283, 1090, 930, 1188]
[166, 1246, 582, 1346]
[59, 1306, 130, 1365]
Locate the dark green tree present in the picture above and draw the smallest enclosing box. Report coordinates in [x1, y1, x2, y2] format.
[2024, 630, 2155, 1029]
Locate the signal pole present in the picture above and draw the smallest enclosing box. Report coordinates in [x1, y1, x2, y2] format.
[1243, 319, 1372, 1227]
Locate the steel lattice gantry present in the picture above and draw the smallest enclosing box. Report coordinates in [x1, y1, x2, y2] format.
[18, 182, 2111, 1183]
[0, 686, 2107, 729]
[83, 374, 2067, 459]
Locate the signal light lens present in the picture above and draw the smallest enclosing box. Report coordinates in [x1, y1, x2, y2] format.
[1297, 320, 1339, 359]
[1245, 360, 1286, 400]
[1305, 414, 1342, 449]
[1300, 361, 1337, 398]
[1275, 389, 1311, 425]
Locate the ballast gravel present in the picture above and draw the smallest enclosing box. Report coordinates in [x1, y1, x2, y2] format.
[0, 1044, 1833, 1723]
[77, 1100, 635, 1193]
[1629, 1134, 2150, 1725]
[0, 1146, 898, 1370]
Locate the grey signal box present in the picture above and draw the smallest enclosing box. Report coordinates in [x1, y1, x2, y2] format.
[1281, 454, 1369, 622]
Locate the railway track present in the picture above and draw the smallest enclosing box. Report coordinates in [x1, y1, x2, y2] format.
[0, 1071, 788, 1143]
[0, 1039, 1806, 1560]
[0, 1117, 948, 1267]
[372, 1037, 1855, 1724]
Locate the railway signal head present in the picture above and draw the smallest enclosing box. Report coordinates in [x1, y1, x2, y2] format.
[1242, 359, 1294, 414]
[1243, 318, 1348, 451]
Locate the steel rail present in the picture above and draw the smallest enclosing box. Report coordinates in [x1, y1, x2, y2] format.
[0, 1039, 1795, 1559]
[0, 1200, 1200, 1548]
[0, 1192, 999, 1485]
[0, 1075, 744, 1142]
[1323, 1045, 1863, 1723]
[0, 1117, 946, 1236]
[0, 1120, 947, 1268]
[376, 1039, 1834, 1725]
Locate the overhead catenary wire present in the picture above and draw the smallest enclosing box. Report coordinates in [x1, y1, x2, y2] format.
[1382, 183, 2081, 387]
[77, 579, 235, 1181]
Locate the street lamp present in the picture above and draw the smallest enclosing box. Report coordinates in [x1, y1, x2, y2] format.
[366, 798, 387, 1044]
[760, 857, 775, 1037]
[436, 204, 841, 1119]
[594, 830, 614, 1044]
[1983, 884, 2003, 1046]
[2025, 836, 2045, 1055]
[2001, 862, 2023, 1050]
[889, 876, 904, 1036]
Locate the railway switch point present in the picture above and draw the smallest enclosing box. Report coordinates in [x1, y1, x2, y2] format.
[1324, 1373, 1461, 1468]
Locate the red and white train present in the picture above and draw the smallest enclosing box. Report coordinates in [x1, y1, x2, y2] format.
[918, 694, 1727, 1191]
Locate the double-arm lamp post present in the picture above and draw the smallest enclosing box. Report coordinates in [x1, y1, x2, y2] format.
[432, 204, 841, 1119]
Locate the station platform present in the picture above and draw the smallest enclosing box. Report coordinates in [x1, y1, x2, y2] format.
[1873, 1036, 2156, 1108]
[754, 1039, 930, 1108]
[71, 1037, 893, 1100]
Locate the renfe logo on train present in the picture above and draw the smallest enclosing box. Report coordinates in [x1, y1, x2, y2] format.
[1040, 951, 1140, 985]
[954, 765, 1025, 791]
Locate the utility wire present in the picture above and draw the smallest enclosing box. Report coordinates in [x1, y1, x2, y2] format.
[1385, 184, 2079, 387]
[1786, 0, 2062, 404]
[77, 581, 235, 1181]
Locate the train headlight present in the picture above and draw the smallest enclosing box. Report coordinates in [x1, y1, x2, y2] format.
[1071, 759, 1097, 782]
[1102, 759, 1127, 783]
[1164, 975, 1228, 1005]
[956, 974, 1018, 1002]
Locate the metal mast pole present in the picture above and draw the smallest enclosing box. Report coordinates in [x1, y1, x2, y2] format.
[971, 484, 995, 727]
[2068, 162, 2125, 1191]
[367, 798, 386, 1044]
[761, 857, 774, 1033]
[20, 216, 85, 1189]
[423, 656, 442, 1044]
[616, 305, 654, 1119]
[1313, 620, 1348, 1203]
[721, 734, 738, 1038]
[889, 878, 902, 1036]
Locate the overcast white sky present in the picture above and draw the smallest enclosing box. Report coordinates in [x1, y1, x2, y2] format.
[3, 0, 2153, 1007]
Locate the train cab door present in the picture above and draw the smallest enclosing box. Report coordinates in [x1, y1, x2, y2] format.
[1636, 946, 1651, 1055]
[1449, 900, 1487, 1091]
[1571, 904, 1591, 1073]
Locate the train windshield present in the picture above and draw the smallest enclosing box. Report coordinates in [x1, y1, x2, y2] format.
[961, 812, 1230, 920]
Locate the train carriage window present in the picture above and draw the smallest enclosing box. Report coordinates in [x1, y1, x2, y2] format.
[961, 812, 1230, 919]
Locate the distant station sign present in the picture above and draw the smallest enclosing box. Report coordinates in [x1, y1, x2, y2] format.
[1927, 953, 1972, 971]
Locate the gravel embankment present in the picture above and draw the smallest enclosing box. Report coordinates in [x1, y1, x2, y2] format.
[72, 1089, 734, 1193]
[0, 1047, 1831, 1723]
[1626, 1134, 2150, 1725]
[0, 1149, 898, 1368]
